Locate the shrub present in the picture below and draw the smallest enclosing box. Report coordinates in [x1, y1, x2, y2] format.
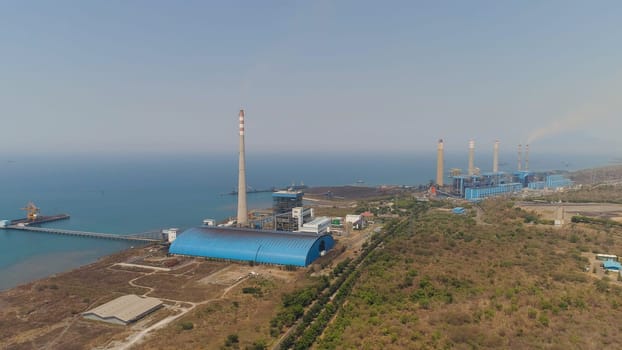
[225, 334, 239, 346]
[538, 314, 549, 327]
[527, 308, 537, 319]
[246, 340, 267, 350]
[242, 287, 262, 295]
[180, 321, 194, 330]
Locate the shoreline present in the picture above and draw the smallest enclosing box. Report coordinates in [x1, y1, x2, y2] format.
[1, 243, 154, 293]
[0, 240, 144, 292]
[0, 185, 384, 293]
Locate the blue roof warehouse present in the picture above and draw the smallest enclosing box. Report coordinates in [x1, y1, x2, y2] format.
[169, 226, 335, 267]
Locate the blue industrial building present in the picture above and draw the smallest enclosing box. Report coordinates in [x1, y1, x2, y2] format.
[464, 183, 524, 201]
[169, 226, 335, 267]
[451, 170, 573, 201]
[546, 174, 573, 189]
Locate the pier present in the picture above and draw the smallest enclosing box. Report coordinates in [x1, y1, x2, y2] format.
[10, 214, 70, 226]
[2, 225, 163, 243]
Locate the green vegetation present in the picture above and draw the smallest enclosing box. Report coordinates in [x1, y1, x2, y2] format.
[269, 277, 330, 336]
[274, 208, 426, 349]
[180, 321, 194, 331]
[242, 287, 263, 296]
[314, 197, 622, 349]
[224, 333, 239, 347]
[572, 215, 622, 227]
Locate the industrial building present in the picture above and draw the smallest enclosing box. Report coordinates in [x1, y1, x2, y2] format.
[345, 214, 365, 230]
[440, 140, 573, 201]
[82, 294, 163, 325]
[273, 190, 305, 231]
[169, 226, 335, 267]
[169, 109, 335, 266]
[298, 217, 331, 235]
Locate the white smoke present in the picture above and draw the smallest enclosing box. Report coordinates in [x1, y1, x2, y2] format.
[525, 69, 622, 146]
[526, 113, 588, 144]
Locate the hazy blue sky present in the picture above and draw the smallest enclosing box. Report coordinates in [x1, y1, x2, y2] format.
[1, 1, 621, 156]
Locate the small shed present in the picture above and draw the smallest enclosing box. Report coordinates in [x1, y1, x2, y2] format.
[452, 207, 466, 215]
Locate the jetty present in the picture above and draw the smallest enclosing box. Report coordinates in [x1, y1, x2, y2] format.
[2, 225, 163, 243]
[0, 202, 164, 243]
[10, 214, 70, 226]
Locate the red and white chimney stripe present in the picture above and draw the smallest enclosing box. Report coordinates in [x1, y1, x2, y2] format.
[239, 109, 245, 136]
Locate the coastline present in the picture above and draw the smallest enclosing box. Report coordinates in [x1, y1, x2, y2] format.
[0, 243, 146, 293]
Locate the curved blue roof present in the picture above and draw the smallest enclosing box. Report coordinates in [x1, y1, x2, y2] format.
[169, 227, 335, 267]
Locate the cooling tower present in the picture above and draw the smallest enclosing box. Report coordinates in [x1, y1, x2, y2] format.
[236, 109, 248, 227]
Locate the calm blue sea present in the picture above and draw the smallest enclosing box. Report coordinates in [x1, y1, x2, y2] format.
[0, 152, 611, 290]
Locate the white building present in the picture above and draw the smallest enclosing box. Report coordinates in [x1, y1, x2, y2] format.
[345, 214, 365, 230]
[292, 207, 314, 230]
[298, 217, 331, 235]
[162, 228, 179, 243]
[345, 214, 362, 224]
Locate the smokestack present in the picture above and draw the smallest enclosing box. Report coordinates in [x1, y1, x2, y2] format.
[525, 144, 530, 171]
[468, 139, 475, 176]
[517, 144, 522, 171]
[436, 139, 444, 186]
[236, 109, 248, 227]
[493, 140, 499, 173]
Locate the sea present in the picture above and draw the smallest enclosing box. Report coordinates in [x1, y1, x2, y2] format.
[0, 152, 613, 291]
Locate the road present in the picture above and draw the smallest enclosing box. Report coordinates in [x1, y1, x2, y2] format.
[112, 273, 251, 350]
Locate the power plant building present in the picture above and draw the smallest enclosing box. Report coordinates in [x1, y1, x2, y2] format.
[170, 108, 336, 267]
[169, 226, 335, 267]
[441, 139, 573, 201]
[273, 191, 312, 231]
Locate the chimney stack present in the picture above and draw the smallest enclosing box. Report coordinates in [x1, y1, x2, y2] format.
[525, 144, 530, 171]
[517, 144, 522, 171]
[468, 139, 475, 176]
[493, 140, 499, 173]
[236, 109, 248, 227]
[436, 139, 444, 186]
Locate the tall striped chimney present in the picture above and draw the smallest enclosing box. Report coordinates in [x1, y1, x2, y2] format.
[525, 144, 530, 171]
[493, 140, 499, 173]
[436, 139, 444, 186]
[468, 139, 475, 176]
[236, 109, 248, 227]
[517, 144, 522, 171]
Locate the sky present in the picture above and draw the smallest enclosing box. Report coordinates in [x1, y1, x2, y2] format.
[1, 0, 621, 156]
